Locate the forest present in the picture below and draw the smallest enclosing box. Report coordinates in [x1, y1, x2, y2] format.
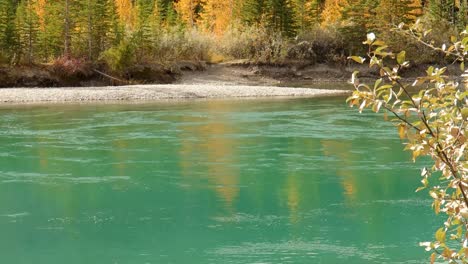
[0, 0, 467, 74]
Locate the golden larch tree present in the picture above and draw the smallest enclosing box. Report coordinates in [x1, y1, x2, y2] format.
[115, 0, 135, 28]
[35, 0, 46, 29]
[175, 0, 201, 28]
[321, 0, 348, 27]
[198, 0, 234, 35]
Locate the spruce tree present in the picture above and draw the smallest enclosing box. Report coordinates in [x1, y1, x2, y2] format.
[241, 0, 267, 26]
[339, 0, 378, 55]
[374, 0, 415, 30]
[107, 0, 124, 47]
[428, 0, 456, 23]
[16, 0, 39, 64]
[457, 0, 468, 30]
[292, 0, 321, 33]
[133, 0, 154, 58]
[0, 0, 18, 61]
[72, 0, 120, 61]
[164, 1, 179, 27]
[242, 0, 297, 36]
[266, 0, 297, 36]
[37, 0, 64, 61]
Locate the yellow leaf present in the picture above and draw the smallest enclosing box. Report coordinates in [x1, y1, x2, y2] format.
[398, 124, 406, 139]
[433, 199, 440, 215]
[462, 108, 468, 120]
[349, 56, 365, 64]
[436, 227, 446, 243]
[430, 252, 436, 264]
[397, 51, 406, 65]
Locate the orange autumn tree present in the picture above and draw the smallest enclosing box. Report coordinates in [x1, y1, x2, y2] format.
[175, 0, 201, 28]
[35, 0, 46, 29]
[374, 0, 419, 31]
[321, 0, 348, 26]
[115, 0, 135, 29]
[198, 0, 234, 35]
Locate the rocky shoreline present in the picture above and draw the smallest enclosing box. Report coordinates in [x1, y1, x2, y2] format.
[0, 84, 349, 104]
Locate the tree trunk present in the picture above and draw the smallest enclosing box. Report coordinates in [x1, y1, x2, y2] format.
[87, 0, 92, 60]
[64, 0, 71, 58]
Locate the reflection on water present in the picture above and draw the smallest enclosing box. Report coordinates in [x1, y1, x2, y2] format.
[0, 98, 436, 263]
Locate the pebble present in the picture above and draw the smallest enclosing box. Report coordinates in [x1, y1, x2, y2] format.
[0, 84, 350, 104]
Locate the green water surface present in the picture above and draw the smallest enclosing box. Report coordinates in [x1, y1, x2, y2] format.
[0, 97, 436, 263]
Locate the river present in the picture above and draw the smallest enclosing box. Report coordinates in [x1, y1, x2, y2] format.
[0, 97, 436, 263]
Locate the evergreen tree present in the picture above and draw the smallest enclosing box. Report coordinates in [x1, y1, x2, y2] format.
[63, 0, 73, 57]
[457, 0, 468, 30]
[133, 0, 154, 57]
[242, 0, 296, 36]
[292, 0, 321, 32]
[427, 0, 456, 23]
[339, 0, 378, 54]
[266, 0, 297, 36]
[374, 0, 416, 30]
[0, 0, 18, 61]
[164, 1, 179, 26]
[107, 0, 124, 47]
[241, 0, 267, 26]
[72, 0, 120, 61]
[15, 0, 39, 64]
[37, 0, 64, 61]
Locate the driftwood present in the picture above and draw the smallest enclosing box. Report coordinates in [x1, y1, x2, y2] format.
[93, 69, 129, 85]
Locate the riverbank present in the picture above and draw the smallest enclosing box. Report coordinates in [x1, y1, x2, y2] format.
[2, 61, 463, 89]
[0, 84, 349, 104]
[1, 61, 352, 88]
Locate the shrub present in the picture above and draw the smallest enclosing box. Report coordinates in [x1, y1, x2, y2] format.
[348, 29, 468, 263]
[151, 28, 213, 64]
[100, 39, 136, 73]
[51, 56, 92, 77]
[288, 27, 345, 64]
[218, 26, 287, 63]
[0, 51, 8, 65]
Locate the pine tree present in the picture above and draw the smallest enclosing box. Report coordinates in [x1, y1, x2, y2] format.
[457, 0, 468, 30]
[241, 0, 297, 36]
[0, 0, 18, 60]
[242, 0, 268, 26]
[164, 1, 179, 26]
[266, 0, 297, 36]
[241, 0, 267, 26]
[16, 0, 40, 64]
[133, 0, 154, 57]
[70, 0, 121, 61]
[63, 0, 72, 57]
[93, 0, 117, 58]
[428, 0, 456, 23]
[107, 0, 124, 47]
[292, 0, 320, 32]
[37, 0, 64, 61]
[339, 0, 378, 54]
[374, 0, 416, 31]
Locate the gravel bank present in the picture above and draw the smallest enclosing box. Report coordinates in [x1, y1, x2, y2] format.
[0, 84, 349, 104]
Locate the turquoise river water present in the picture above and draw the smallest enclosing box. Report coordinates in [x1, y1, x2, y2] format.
[0, 97, 437, 263]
